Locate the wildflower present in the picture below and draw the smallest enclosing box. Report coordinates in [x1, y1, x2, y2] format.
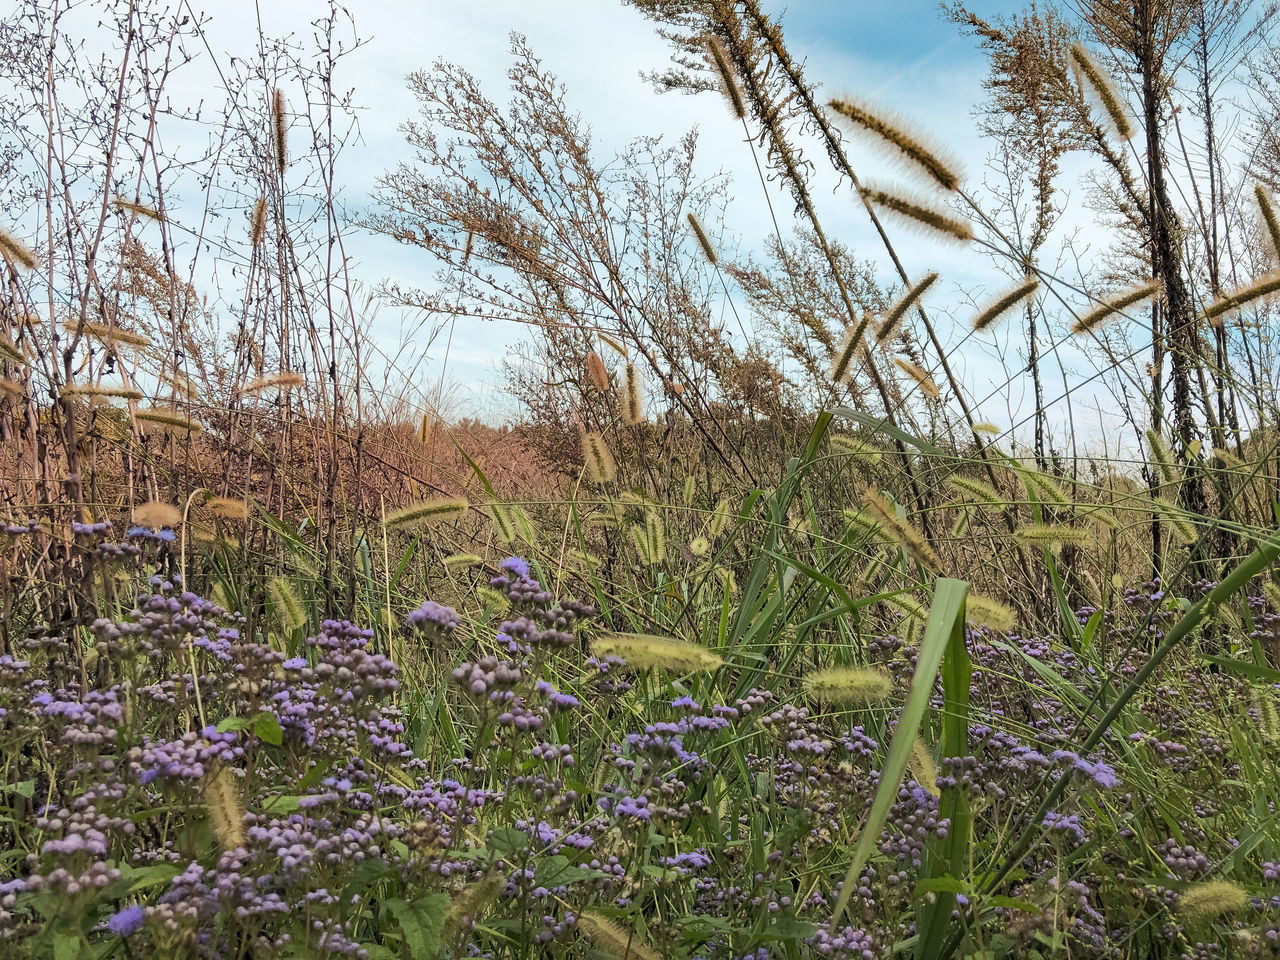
[107, 904, 145, 937]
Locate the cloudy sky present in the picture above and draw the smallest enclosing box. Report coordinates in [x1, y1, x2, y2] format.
[179, 0, 1109, 440]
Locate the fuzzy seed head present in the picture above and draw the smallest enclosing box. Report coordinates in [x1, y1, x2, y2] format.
[272, 88, 288, 175]
[621, 363, 644, 425]
[828, 96, 963, 191]
[206, 497, 251, 521]
[830, 433, 882, 463]
[598, 331, 628, 359]
[383, 496, 468, 529]
[829, 314, 871, 384]
[687, 212, 718, 267]
[203, 766, 246, 850]
[582, 431, 617, 484]
[443, 553, 484, 569]
[592, 633, 723, 673]
[586, 350, 610, 392]
[689, 535, 710, 557]
[877, 272, 940, 346]
[861, 184, 972, 243]
[250, 196, 267, 247]
[894, 356, 939, 398]
[268, 577, 306, 634]
[966, 594, 1016, 633]
[947, 474, 1001, 505]
[243, 371, 304, 396]
[0, 228, 38, 271]
[706, 36, 746, 119]
[1072, 281, 1160, 334]
[1068, 44, 1133, 141]
[576, 912, 660, 960]
[1177, 881, 1248, 918]
[1202, 271, 1280, 326]
[863, 487, 941, 571]
[112, 197, 163, 222]
[802, 665, 893, 703]
[1014, 523, 1089, 548]
[135, 408, 202, 436]
[909, 737, 940, 797]
[62, 383, 144, 401]
[71, 321, 151, 348]
[134, 501, 181, 529]
[971, 278, 1039, 332]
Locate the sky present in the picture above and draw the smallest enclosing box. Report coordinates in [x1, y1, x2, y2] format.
[168, 0, 1117, 442]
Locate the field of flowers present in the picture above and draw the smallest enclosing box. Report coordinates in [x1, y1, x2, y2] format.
[3, 515, 1280, 960]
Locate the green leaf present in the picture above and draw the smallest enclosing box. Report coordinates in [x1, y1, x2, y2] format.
[53, 931, 81, 960]
[6, 780, 34, 799]
[252, 712, 283, 746]
[485, 828, 531, 857]
[533, 855, 604, 887]
[385, 894, 449, 959]
[832, 578, 969, 931]
[1202, 654, 1280, 685]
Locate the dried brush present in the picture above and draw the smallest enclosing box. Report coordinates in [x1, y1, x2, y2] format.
[971, 278, 1039, 332]
[828, 95, 963, 191]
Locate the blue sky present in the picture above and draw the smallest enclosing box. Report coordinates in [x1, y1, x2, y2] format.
[178, 0, 1114, 442]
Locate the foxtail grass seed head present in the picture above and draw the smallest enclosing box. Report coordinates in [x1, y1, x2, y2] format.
[582, 431, 617, 483]
[62, 383, 144, 401]
[830, 433, 882, 463]
[972, 422, 1001, 435]
[1019, 467, 1071, 506]
[383, 496, 468, 529]
[203, 766, 246, 850]
[951, 506, 971, 537]
[0, 228, 38, 271]
[708, 497, 733, 538]
[644, 509, 666, 564]
[1256, 184, 1280, 261]
[863, 487, 941, 571]
[592, 633, 723, 673]
[586, 350, 610, 391]
[861, 184, 972, 243]
[1014, 523, 1089, 548]
[706, 36, 746, 119]
[598, 331, 628, 359]
[971, 277, 1039, 332]
[206, 497, 251, 521]
[250, 196, 267, 247]
[1202, 270, 1280, 326]
[966, 594, 1016, 633]
[802, 665, 894, 703]
[682, 475, 696, 505]
[272, 88, 288, 175]
[829, 314, 871, 384]
[1154, 497, 1197, 545]
[1068, 44, 1133, 141]
[1253, 685, 1280, 744]
[894, 356, 939, 398]
[111, 196, 163, 221]
[489, 502, 516, 543]
[909, 738, 940, 797]
[877, 272, 940, 346]
[0, 337, 25, 366]
[268, 577, 306, 634]
[1177, 881, 1249, 918]
[135, 408, 202, 436]
[1146, 429, 1180, 487]
[443, 873, 505, 942]
[885, 593, 928, 622]
[70, 320, 151, 348]
[243, 371, 304, 396]
[687, 212, 718, 267]
[576, 912, 661, 960]
[827, 96, 963, 191]
[1072, 280, 1160, 334]
[418, 415, 433, 445]
[0, 378, 24, 398]
[622, 363, 644, 425]
[134, 501, 181, 529]
[689, 535, 710, 557]
[948, 474, 1000, 505]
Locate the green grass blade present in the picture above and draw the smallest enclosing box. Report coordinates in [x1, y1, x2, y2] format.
[830, 577, 969, 931]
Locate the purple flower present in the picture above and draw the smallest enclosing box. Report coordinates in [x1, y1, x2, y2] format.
[107, 904, 145, 937]
[500, 556, 530, 578]
[407, 600, 461, 632]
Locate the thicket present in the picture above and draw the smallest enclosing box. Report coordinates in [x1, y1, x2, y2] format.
[3, 0, 1280, 957]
